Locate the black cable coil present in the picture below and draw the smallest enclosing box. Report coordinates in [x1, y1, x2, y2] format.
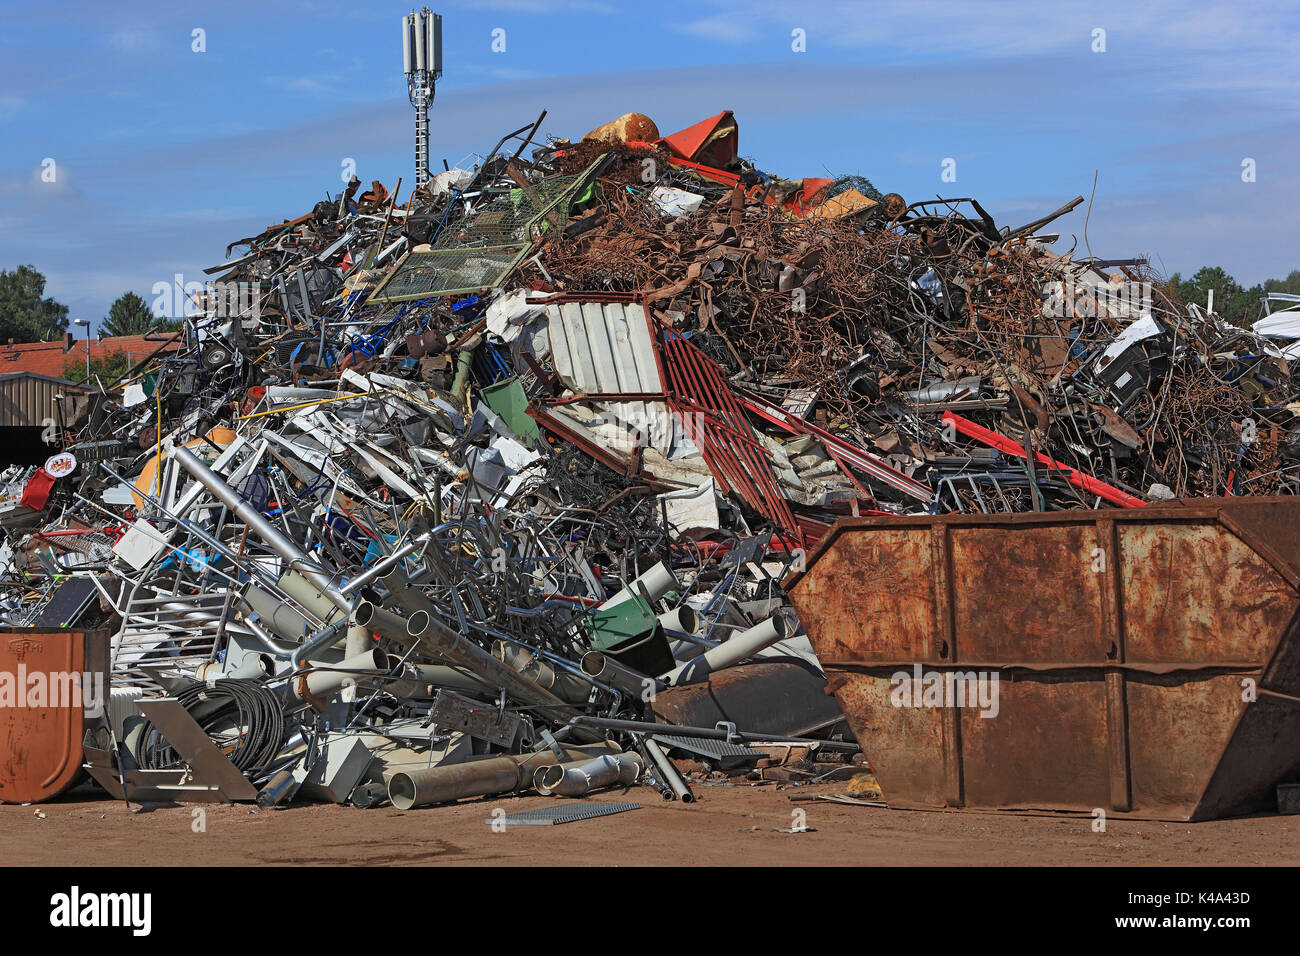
[137, 678, 287, 778]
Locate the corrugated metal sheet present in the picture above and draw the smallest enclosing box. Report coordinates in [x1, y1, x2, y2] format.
[0, 373, 84, 427]
[546, 301, 673, 455]
[546, 301, 662, 394]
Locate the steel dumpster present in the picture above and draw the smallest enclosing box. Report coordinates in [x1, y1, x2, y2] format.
[787, 497, 1300, 821]
[0, 629, 109, 803]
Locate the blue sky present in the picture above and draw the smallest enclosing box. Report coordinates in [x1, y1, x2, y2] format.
[3, 0, 1299, 333]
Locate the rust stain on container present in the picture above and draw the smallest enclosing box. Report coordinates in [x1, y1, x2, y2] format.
[788, 498, 1300, 821]
[0, 629, 108, 804]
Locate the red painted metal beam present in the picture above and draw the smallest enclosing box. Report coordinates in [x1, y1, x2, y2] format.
[941, 412, 1145, 508]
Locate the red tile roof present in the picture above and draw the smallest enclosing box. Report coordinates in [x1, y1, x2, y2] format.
[0, 334, 181, 380]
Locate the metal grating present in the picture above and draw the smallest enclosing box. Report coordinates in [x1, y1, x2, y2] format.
[112, 581, 228, 689]
[374, 246, 529, 301]
[652, 733, 764, 768]
[485, 801, 641, 826]
[434, 174, 584, 248]
[372, 165, 601, 303]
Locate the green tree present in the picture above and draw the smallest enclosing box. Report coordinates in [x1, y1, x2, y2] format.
[0, 265, 69, 342]
[101, 291, 161, 337]
[1263, 270, 1300, 297]
[1168, 266, 1264, 324]
[63, 350, 131, 385]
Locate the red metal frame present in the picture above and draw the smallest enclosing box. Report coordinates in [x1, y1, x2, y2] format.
[942, 412, 1145, 509]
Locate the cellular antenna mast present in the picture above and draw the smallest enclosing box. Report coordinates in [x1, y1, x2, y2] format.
[402, 8, 443, 188]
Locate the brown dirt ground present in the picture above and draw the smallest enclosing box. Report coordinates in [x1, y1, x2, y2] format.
[6, 780, 1300, 866]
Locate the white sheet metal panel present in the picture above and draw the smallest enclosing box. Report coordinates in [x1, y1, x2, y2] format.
[546, 302, 661, 394]
[547, 302, 672, 455]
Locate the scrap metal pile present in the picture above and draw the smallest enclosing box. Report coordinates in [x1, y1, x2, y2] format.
[3, 108, 1298, 810]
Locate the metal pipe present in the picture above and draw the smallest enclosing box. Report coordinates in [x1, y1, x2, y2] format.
[657, 605, 697, 635]
[572, 715, 861, 753]
[350, 781, 388, 809]
[344, 624, 373, 659]
[195, 653, 272, 682]
[581, 650, 660, 698]
[402, 608, 585, 732]
[661, 613, 789, 685]
[279, 570, 346, 626]
[390, 657, 493, 696]
[388, 743, 617, 809]
[380, 567, 437, 617]
[150, 599, 267, 644]
[172, 444, 353, 615]
[241, 583, 312, 642]
[493, 640, 593, 705]
[257, 767, 300, 808]
[533, 751, 642, 797]
[352, 600, 410, 644]
[289, 619, 349, 673]
[639, 737, 694, 803]
[295, 648, 389, 705]
[343, 536, 427, 594]
[599, 560, 677, 609]
[449, 344, 477, 406]
[243, 616, 296, 659]
[390, 756, 518, 810]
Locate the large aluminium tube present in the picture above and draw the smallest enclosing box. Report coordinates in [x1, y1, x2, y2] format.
[172, 445, 351, 616]
[402, 608, 584, 731]
[533, 752, 642, 797]
[660, 613, 789, 686]
[493, 640, 593, 705]
[657, 605, 697, 635]
[344, 624, 373, 659]
[242, 583, 313, 642]
[580, 650, 660, 698]
[389, 657, 493, 696]
[390, 756, 518, 810]
[380, 568, 437, 618]
[195, 654, 273, 682]
[598, 561, 677, 609]
[279, 570, 347, 627]
[660, 605, 708, 663]
[294, 648, 388, 705]
[388, 743, 618, 809]
[352, 600, 410, 645]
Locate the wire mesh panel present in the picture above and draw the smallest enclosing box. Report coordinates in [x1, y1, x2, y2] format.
[374, 246, 530, 301]
[372, 164, 601, 302]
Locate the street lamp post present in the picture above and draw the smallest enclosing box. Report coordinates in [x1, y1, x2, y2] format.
[73, 319, 90, 381]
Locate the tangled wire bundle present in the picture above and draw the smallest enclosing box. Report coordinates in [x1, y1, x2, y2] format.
[137, 678, 287, 777]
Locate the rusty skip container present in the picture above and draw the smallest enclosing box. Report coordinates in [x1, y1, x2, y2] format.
[786, 498, 1300, 821]
[0, 629, 109, 804]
